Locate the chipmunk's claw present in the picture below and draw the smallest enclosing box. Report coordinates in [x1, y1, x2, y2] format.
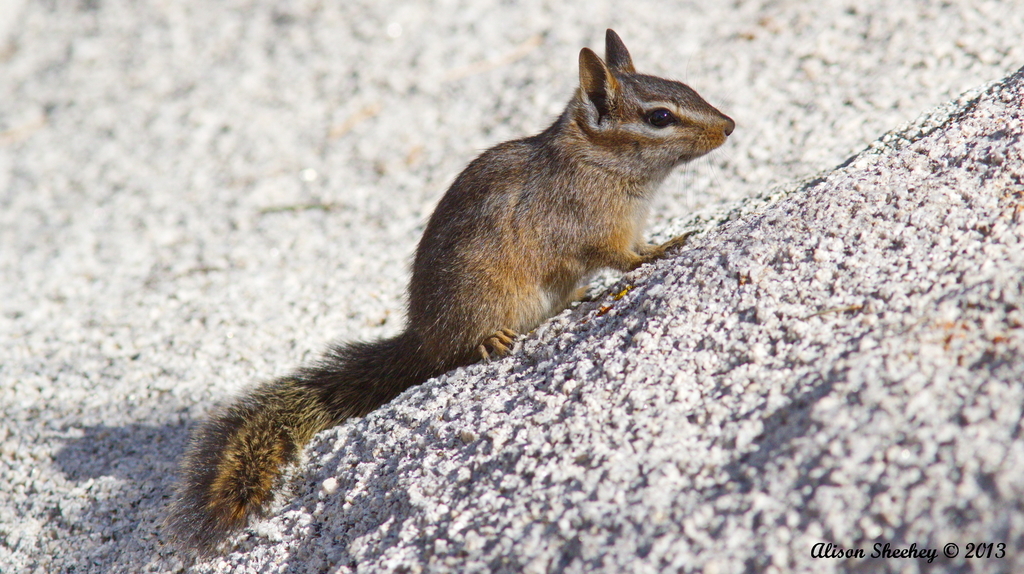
[478, 328, 518, 361]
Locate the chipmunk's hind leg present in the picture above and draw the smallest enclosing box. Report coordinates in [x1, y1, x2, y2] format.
[478, 328, 518, 361]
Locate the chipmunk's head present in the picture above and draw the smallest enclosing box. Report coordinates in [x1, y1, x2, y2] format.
[571, 29, 734, 180]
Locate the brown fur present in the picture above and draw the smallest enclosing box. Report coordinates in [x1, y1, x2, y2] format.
[167, 29, 733, 554]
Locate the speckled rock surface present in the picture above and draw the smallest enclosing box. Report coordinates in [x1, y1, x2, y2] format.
[1, 1, 1023, 573]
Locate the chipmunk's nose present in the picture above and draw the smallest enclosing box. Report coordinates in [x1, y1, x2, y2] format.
[722, 115, 735, 136]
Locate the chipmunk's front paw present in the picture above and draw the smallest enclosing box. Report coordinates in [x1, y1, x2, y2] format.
[631, 231, 696, 268]
[658, 230, 695, 253]
[478, 328, 518, 361]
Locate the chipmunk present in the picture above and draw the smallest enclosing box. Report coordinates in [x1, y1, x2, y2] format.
[167, 29, 733, 554]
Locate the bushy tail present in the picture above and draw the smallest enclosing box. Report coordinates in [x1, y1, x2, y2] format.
[167, 330, 443, 555]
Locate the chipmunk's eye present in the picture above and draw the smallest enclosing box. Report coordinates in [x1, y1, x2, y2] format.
[646, 108, 676, 128]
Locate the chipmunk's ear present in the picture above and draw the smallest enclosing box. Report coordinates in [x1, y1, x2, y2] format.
[579, 47, 619, 120]
[604, 29, 635, 73]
